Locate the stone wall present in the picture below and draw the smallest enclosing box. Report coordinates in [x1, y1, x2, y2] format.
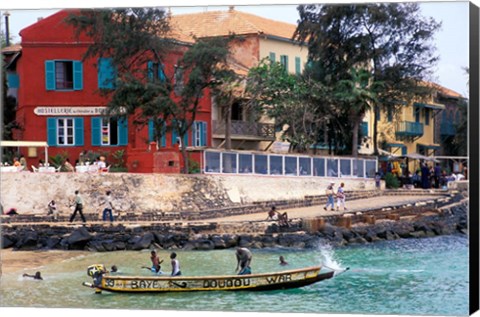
[0, 172, 377, 215]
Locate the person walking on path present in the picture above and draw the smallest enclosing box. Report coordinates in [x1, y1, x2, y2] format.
[47, 200, 59, 221]
[324, 182, 335, 211]
[336, 182, 347, 211]
[100, 191, 115, 222]
[69, 190, 86, 223]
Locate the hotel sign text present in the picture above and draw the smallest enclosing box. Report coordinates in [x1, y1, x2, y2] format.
[34, 107, 108, 116]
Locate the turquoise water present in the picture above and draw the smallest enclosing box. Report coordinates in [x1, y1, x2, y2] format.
[0, 235, 469, 316]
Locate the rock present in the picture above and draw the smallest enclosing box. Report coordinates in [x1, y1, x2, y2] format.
[45, 236, 62, 249]
[2, 234, 16, 249]
[131, 232, 154, 250]
[211, 236, 227, 249]
[16, 231, 39, 250]
[194, 239, 215, 250]
[66, 227, 92, 249]
[409, 231, 426, 238]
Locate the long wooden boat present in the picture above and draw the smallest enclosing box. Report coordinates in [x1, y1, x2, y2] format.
[82, 264, 335, 293]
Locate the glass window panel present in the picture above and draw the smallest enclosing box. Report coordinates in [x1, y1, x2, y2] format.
[205, 152, 220, 173]
[270, 155, 283, 175]
[365, 160, 377, 178]
[313, 158, 325, 177]
[285, 157, 297, 175]
[299, 157, 311, 176]
[340, 159, 351, 177]
[254, 154, 268, 174]
[222, 153, 237, 173]
[239, 154, 253, 174]
[356, 159, 365, 178]
[327, 159, 338, 177]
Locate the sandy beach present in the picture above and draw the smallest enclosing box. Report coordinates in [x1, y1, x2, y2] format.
[0, 249, 87, 274]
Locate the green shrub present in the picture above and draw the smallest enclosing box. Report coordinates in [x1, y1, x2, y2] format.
[385, 172, 400, 189]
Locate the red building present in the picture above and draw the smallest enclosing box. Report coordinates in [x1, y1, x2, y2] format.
[8, 10, 211, 173]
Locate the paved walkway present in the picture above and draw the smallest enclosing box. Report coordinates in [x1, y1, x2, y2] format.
[204, 194, 443, 223]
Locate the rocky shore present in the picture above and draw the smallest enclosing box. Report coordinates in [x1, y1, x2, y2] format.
[1, 195, 468, 251]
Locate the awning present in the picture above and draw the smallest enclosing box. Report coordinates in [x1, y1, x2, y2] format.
[417, 143, 441, 150]
[1, 140, 49, 164]
[413, 102, 445, 111]
[386, 143, 406, 148]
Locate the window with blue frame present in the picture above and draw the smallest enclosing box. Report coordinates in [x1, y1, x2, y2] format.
[47, 117, 84, 146]
[192, 121, 207, 147]
[98, 58, 116, 89]
[269, 52, 276, 63]
[148, 61, 166, 82]
[45, 60, 83, 90]
[148, 119, 167, 147]
[414, 106, 421, 122]
[280, 55, 289, 72]
[387, 107, 393, 122]
[174, 66, 184, 95]
[91, 117, 128, 146]
[295, 57, 301, 75]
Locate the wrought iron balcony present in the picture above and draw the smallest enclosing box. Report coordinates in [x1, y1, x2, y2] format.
[440, 123, 456, 136]
[395, 121, 424, 138]
[212, 120, 275, 140]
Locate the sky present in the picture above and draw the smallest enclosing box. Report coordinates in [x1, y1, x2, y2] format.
[0, 0, 475, 97]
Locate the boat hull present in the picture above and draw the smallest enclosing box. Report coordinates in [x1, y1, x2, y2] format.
[86, 266, 334, 293]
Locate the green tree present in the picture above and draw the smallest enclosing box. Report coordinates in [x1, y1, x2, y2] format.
[68, 8, 232, 173]
[334, 68, 381, 159]
[247, 59, 330, 153]
[295, 3, 440, 154]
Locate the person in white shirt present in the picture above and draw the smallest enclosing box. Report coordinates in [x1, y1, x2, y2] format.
[336, 182, 347, 211]
[170, 252, 181, 276]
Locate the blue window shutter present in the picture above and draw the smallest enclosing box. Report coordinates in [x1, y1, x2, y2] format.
[269, 52, 276, 63]
[183, 131, 189, 147]
[45, 60, 55, 90]
[74, 117, 84, 146]
[98, 58, 115, 89]
[158, 64, 166, 82]
[201, 122, 207, 146]
[148, 119, 154, 142]
[192, 122, 197, 146]
[402, 146, 407, 155]
[7, 74, 19, 88]
[147, 61, 154, 81]
[73, 61, 83, 90]
[118, 117, 128, 146]
[47, 118, 57, 146]
[295, 57, 301, 75]
[161, 122, 166, 147]
[91, 117, 102, 146]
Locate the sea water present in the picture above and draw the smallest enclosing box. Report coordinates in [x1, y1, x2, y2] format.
[0, 235, 469, 316]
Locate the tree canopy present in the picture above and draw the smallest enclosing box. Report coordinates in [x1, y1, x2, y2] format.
[294, 3, 441, 154]
[68, 8, 232, 173]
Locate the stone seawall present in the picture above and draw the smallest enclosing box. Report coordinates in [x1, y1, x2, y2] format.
[0, 172, 377, 215]
[1, 197, 468, 251]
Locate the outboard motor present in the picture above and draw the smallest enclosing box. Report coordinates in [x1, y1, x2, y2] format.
[83, 264, 107, 293]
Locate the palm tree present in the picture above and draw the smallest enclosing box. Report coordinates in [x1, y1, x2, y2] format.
[334, 68, 381, 162]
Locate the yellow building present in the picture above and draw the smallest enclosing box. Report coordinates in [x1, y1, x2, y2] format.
[359, 85, 449, 172]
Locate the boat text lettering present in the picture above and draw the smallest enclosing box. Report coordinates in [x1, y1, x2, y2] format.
[131, 280, 161, 289]
[203, 278, 251, 289]
[266, 274, 292, 284]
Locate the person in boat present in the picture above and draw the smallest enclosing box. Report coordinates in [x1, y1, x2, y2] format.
[170, 252, 181, 276]
[236, 247, 252, 275]
[23, 271, 43, 280]
[279, 256, 288, 266]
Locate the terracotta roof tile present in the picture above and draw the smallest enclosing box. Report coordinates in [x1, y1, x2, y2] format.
[168, 8, 298, 43]
[1, 44, 22, 53]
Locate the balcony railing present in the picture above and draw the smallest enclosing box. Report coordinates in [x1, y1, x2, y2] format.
[212, 120, 275, 140]
[440, 123, 456, 136]
[395, 121, 424, 138]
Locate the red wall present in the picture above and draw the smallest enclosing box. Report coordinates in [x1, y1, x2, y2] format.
[14, 10, 212, 172]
